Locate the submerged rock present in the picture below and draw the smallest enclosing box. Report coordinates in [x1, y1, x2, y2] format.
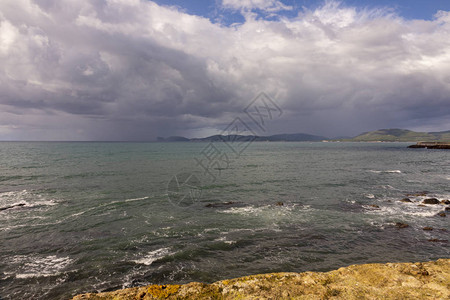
[437, 212, 446, 217]
[423, 227, 433, 231]
[275, 201, 284, 206]
[205, 201, 239, 208]
[368, 204, 380, 208]
[72, 259, 450, 300]
[0, 203, 26, 211]
[422, 198, 440, 205]
[400, 198, 412, 203]
[440, 200, 450, 205]
[395, 222, 409, 228]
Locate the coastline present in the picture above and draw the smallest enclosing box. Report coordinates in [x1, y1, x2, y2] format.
[73, 259, 450, 299]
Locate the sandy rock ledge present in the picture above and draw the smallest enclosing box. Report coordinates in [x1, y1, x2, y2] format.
[73, 259, 450, 299]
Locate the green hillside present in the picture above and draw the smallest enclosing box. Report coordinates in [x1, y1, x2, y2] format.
[348, 129, 450, 142]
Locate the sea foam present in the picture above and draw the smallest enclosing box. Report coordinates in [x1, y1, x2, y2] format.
[10, 255, 73, 279]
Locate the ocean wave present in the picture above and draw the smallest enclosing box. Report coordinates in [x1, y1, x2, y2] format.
[131, 248, 173, 266]
[214, 236, 237, 244]
[0, 190, 29, 205]
[368, 170, 402, 174]
[125, 196, 150, 202]
[0, 190, 59, 211]
[9, 255, 73, 279]
[380, 185, 400, 190]
[219, 203, 310, 216]
[220, 206, 265, 215]
[432, 194, 450, 201]
[365, 201, 445, 218]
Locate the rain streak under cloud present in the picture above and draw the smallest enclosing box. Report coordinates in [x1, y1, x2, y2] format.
[0, 0, 450, 140]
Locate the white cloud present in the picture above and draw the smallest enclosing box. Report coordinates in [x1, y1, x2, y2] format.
[0, 0, 449, 140]
[222, 0, 293, 12]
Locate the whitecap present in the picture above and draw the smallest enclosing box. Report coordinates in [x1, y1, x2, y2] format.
[0, 190, 59, 210]
[131, 248, 173, 266]
[125, 196, 150, 202]
[0, 190, 28, 199]
[219, 206, 265, 215]
[365, 194, 375, 199]
[28, 200, 59, 208]
[11, 255, 73, 279]
[365, 203, 444, 218]
[369, 170, 401, 174]
[380, 185, 399, 190]
[0, 190, 29, 207]
[213, 236, 236, 244]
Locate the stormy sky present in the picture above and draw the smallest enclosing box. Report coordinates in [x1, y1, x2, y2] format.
[1, 0, 450, 141]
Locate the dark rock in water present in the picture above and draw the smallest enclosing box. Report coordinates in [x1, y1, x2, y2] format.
[428, 239, 448, 243]
[437, 212, 446, 217]
[0, 203, 26, 211]
[205, 201, 233, 208]
[445, 207, 450, 211]
[417, 204, 426, 207]
[205, 201, 244, 208]
[400, 198, 412, 203]
[407, 144, 423, 148]
[440, 200, 450, 205]
[423, 227, 433, 231]
[276, 202, 284, 206]
[422, 198, 440, 205]
[406, 192, 427, 197]
[408, 142, 450, 149]
[395, 222, 409, 229]
[368, 204, 380, 208]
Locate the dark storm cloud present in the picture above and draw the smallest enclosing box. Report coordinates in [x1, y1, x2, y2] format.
[0, 0, 449, 140]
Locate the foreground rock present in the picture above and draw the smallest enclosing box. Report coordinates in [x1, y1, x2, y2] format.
[422, 198, 440, 204]
[394, 222, 409, 228]
[73, 259, 450, 300]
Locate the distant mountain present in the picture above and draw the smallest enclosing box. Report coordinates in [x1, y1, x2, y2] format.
[157, 136, 190, 142]
[159, 133, 327, 142]
[345, 129, 450, 142]
[157, 129, 450, 143]
[254, 133, 327, 142]
[190, 135, 256, 142]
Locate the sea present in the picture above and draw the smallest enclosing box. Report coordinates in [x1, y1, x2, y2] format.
[0, 141, 449, 299]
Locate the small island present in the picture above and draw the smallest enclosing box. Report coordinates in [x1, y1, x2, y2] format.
[408, 142, 450, 149]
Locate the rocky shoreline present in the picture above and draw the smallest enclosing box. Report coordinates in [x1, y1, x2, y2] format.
[73, 259, 449, 299]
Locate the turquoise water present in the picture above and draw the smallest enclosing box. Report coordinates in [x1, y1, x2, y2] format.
[0, 142, 449, 299]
